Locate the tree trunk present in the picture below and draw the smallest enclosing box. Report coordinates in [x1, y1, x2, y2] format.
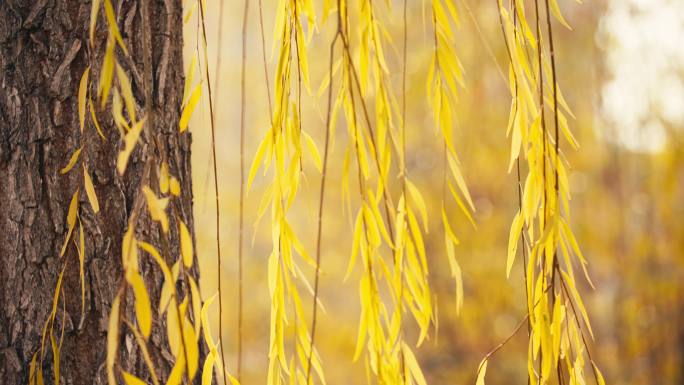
[0, 0, 195, 384]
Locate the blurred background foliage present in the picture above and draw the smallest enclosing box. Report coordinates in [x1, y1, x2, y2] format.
[183, 0, 684, 384]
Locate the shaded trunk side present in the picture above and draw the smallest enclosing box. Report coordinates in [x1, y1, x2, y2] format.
[0, 0, 196, 384]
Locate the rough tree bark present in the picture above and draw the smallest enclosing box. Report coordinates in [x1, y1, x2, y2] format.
[0, 0, 196, 384]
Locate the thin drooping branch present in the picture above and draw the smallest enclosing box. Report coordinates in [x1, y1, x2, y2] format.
[461, 0, 506, 83]
[543, 0, 562, 353]
[306, 27, 340, 385]
[198, 2, 229, 383]
[475, 282, 553, 380]
[543, 0, 560, 207]
[532, 2, 547, 383]
[494, 0, 531, 336]
[397, 0, 409, 383]
[258, 0, 273, 118]
[237, 0, 250, 380]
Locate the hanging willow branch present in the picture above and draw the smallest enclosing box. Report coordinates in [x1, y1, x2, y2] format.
[479, 1, 606, 385]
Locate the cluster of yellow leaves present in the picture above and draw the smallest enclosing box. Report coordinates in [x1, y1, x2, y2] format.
[319, 1, 459, 384]
[338, 3, 413, 382]
[29, 265, 66, 385]
[427, 0, 475, 316]
[90, 0, 150, 176]
[107, 167, 237, 385]
[249, 1, 326, 384]
[496, 1, 604, 384]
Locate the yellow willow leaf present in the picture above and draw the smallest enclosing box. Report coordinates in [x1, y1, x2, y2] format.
[103, 0, 128, 54]
[407, 180, 429, 232]
[317, 58, 341, 97]
[128, 271, 152, 338]
[283, 221, 314, 266]
[183, 2, 197, 24]
[49, 272, 66, 322]
[561, 270, 594, 339]
[248, 137, 270, 191]
[182, 314, 199, 380]
[549, 0, 572, 30]
[60, 190, 79, 257]
[83, 164, 100, 213]
[402, 342, 427, 385]
[179, 84, 201, 132]
[295, 22, 311, 92]
[559, 219, 594, 289]
[445, 0, 460, 26]
[107, 290, 122, 385]
[444, 231, 463, 313]
[50, 330, 60, 385]
[476, 358, 488, 385]
[116, 63, 136, 122]
[303, 131, 322, 172]
[122, 371, 147, 385]
[167, 298, 182, 357]
[201, 350, 215, 385]
[188, 276, 201, 337]
[558, 111, 578, 150]
[551, 296, 563, 365]
[78, 221, 86, 318]
[556, 84, 575, 120]
[434, 0, 453, 41]
[138, 241, 173, 285]
[361, 203, 380, 248]
[369, 193, 393, 248]
[253, 184, 272, 234]
[356, 134, 370, 180]
[166, 354, 185, 385]
[271, 0, 285, 49]
[29, 352, 38, 385]
[124, 319, 160, 385]
[159, 259, 180, 314]
[508, 119, 522, 172]
[29, 353, 37, 385]
[169, 177, 181, 196]
[142, 186, 170, 233]
[447, 152, 475, 211]
[60, 148, 82, 174]
[78, 67, 90, 132]
[121, 227, 139, 274]
[117, 117, 146, 175]
[89, 0, 101, 45]
[67, 188, 79, 228]
[112, 89, 127, 133]
[522, 174, 537, 222]
[441, 207, 460, 245]
[507, 211, 524, 278]
[352, 306, 367, 362]
[592, 362, 606, 385]
[200, 292, 218, 348]
[407, 207, 428, 273]
[89, 98, 106, 140]
[559, 218, 586, 265]
[159, 162, 169, 194]
[446, 180, 477, 228]
[179, 220, 193, 268]
[99, 40, 115, 108]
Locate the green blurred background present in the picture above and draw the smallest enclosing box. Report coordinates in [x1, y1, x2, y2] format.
[183, 1, 684, 384]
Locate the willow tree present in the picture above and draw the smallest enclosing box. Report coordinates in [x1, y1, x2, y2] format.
[0, 0, 603, 384]
[0, 0, 199, 384]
